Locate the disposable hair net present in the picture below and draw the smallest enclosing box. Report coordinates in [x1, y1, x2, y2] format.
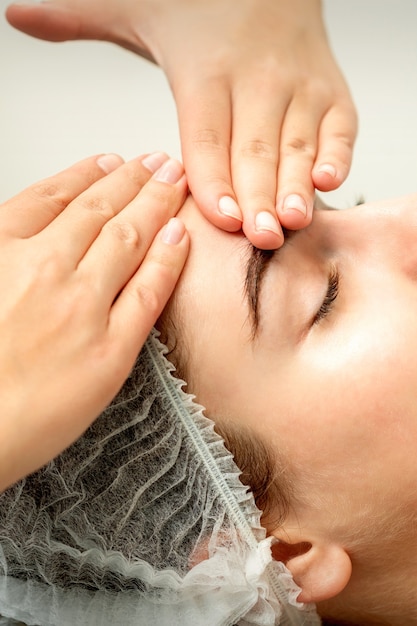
[0, 330, 321, 626]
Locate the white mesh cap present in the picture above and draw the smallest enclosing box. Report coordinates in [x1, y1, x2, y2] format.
[0, 331, 321, 626]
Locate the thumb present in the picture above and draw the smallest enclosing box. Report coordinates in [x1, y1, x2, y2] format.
[7, 2, 94, 42]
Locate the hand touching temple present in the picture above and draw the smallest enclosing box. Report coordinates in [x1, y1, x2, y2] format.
[6, 0, 357, 249]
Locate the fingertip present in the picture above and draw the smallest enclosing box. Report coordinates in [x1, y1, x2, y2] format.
[313, 162, 347, 192]
[96, 153, 125, 174]
[315, 163, 338, 179]
[214, 195, 243, 231]
[283, 211, 313, 232]
[5, 3, 25, 25]
[153, 158, 185, 185]
[277, 213, 307, 232]
[277, 199, 314, 231]
[141, 152, 169, 174]
[213, 214, 243, 233]
[276, 192, 311, 230]
[161, 217, 187, 246]
[242, 220, 284, 251]
[218, 196, 242, 221]
[281, 194, 308, 217]
[6, 2, 76, 42]
[182, 139, 241, 232]
[195, 194, 242, 233]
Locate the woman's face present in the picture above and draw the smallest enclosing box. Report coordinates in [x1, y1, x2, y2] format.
[175, 193, 417, 540]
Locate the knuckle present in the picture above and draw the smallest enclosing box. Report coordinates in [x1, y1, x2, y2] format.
[29, 181, 69, 212]
[138, 186, 181, 220]
[147, 184, 176, 207]
[132, 282, 161, 317]
[82, 195, 116, 220]
[149, 247, 177, 271]
[332, 130, 357, 151]
[104, 221, 141, 248]
[192, 129, 226, 154]
[281, 138, 316, 159]
[239, 139, 276, 161]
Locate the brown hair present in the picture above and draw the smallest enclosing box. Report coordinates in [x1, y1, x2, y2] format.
[156, 301, 293, 530]
[213, 417, 293, 529]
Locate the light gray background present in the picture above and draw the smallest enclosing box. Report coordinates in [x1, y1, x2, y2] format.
[1, 0, 416, 207]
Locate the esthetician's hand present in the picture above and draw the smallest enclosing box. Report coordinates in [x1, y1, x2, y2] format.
[6, 0, 357, 249]
[0, 153, 189, 492]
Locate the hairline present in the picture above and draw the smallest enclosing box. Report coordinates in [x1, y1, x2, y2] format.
[156, 292, 293, 530]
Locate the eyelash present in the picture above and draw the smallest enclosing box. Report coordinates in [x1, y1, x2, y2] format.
[312, 266, 340, 325]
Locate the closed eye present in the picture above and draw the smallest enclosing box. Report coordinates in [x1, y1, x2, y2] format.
[312, 265, 340, 325]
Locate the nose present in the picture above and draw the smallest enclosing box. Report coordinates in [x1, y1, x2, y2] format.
[311, 194, 417, 276]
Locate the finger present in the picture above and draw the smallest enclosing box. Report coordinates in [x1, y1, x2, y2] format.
[39, 152, 169, 261]
[6, 3, 87, 42]
[276, 95, 324, 231]
[109, 217, 189, 365]
[0, 153, 123, 239]
[312, 102, 358, 192]
[175, 76, 243, 232]
[79, 159, 188, 304]
[6, 2, 157, 62]
[231, 78, 289, 250]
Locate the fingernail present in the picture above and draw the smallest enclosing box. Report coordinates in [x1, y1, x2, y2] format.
[162, 217, 185, 245]
[154, 159, 184, 184]
[317, 163, 337, 178]
[218, 196, 242, 222]
[282, 194, 307, 217]
[96, 153, 124, 174]
[11, 0, 49, 5]
[255, 211, 280, 235]
[142, 152, 169, 173]
[11, 1, 47, 5]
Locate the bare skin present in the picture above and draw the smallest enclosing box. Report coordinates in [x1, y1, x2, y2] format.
[0, 153, 189, 492]
[6, 0, 357, 249]
[166, 191, 417, 624]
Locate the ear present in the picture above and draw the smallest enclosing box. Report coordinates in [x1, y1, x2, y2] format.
[270, 530, 352, 604]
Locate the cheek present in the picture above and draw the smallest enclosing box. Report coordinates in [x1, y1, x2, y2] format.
[283, 304, 417, 464]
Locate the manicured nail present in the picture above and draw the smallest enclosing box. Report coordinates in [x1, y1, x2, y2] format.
[142, 152, 169, 173]
[255, 211, 280, 235]
[218, 196, 242, 222]
[282, 194, 307, 217]
[96, 153, 124, 174]
[11, 1, 47, 5]
[162, 217, 185, 245]
[153, 159, 184, 184]
[317, 163, 337, 178]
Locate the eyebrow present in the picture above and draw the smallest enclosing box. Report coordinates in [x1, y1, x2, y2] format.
[244, 228, 299, 339]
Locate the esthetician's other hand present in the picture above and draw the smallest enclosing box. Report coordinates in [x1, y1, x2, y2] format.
[6, 0, 357, 249]
[0, 153, 188, 492]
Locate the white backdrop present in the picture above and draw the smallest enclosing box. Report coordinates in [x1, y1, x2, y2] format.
[1, 0, 416, 207]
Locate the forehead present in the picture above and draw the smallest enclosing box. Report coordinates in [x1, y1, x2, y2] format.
[174, 196, 256, 378]
[176, 196, 249, 310]
[174, 195, 417, 499]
